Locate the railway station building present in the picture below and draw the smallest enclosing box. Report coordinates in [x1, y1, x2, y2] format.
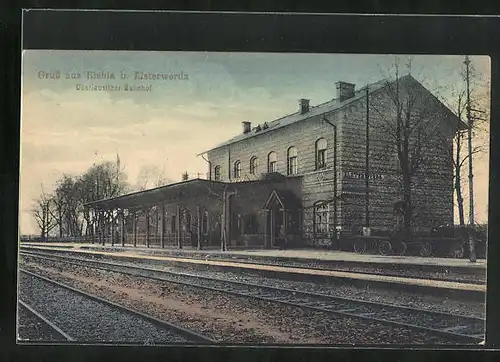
[84, 75, 464, 249]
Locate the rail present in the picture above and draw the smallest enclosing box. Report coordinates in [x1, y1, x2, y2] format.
[19, 269, 215, 344]
[21, 250, 485, 345]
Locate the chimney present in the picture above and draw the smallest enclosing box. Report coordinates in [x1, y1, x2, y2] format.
[336, 81, 356, 102]
[299, 99, 310, 114]
[181, 171, 189, 181]
[242, 121, 251, 134]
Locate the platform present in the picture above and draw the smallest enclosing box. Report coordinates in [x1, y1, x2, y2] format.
[20, 242, 487, 270]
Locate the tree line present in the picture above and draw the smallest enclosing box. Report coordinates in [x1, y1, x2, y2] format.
[32, 156, 129, 240]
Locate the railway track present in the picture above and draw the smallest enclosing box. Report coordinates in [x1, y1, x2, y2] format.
[21, 245, 486, 284]
[18, 300, 75, 342]
[18, 269, 214, 344]
[20, 247, 486, 303]
[21, 250, 485, 344]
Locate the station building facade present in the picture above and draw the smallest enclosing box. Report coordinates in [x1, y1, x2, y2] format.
[85, 75, 462, 248]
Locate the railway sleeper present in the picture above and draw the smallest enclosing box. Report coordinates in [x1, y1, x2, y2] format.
[334, 309, 358, 313]
[440, 325, 473, 333]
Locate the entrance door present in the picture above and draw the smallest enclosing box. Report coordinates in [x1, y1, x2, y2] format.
[266, 205, 283, 247]
[263, 189, 302, 248]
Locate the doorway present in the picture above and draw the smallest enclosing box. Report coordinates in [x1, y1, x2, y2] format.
[266, 204, 284, 247]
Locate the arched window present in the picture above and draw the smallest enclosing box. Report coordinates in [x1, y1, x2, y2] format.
[234, 160, 242, 179]
[287, 146, 298, 175]
[314, 201, 330, 235]
[268, 152, 277, 173]
[214, 165, 221, 181]
[315, 138, 327, 170]
[250, 156, 258, 175]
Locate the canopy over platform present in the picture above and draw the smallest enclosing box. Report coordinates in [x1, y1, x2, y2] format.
[84, 178, 226, 210]
[84, 176, 303, 211]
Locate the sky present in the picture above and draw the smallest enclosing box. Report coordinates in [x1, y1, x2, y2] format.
[20, 51, 491, 235]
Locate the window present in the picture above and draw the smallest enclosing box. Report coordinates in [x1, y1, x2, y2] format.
[287, 210, 300, 234]
[315, 138, 327, 170]
[171, 215, 177, 233]
[314, 202, 329, 235]
[268, 152, 277, 173]
[250, 156, 258, 175]
[287, 146, 298, 175]
[231, 213, 242, 237]
[214, 165, 221, 181]
[182, 210, 191, 232]
[243, 214, 258, 234]
[202, 211, 209, 234]
[234, 160, 242, 179]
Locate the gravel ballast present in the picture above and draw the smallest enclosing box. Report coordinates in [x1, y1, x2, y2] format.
[22, 253, 484, 319]
[17, 304, 64, 342]
[19, 257, 478, 344]
[19, 271, 191, 344]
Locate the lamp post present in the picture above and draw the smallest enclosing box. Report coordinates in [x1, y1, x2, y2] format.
[464, 55, 476, 262]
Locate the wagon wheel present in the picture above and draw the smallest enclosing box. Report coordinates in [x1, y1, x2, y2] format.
[378, 240, 392, 256]
[393, 241, 407, 256]
[448, 243, 465, 259]
[353, 239, 367, 254]
[419, 241, 433, 257]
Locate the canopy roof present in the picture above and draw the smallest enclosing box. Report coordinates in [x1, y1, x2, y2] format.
[84, 178, 226, 210]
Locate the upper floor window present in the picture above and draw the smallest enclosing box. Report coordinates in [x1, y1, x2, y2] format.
[234, 160, 242, 179]
[250, 156, 258, 175]
[315, 138, 327, 170]
[214, 165, 221, 181]
[268, 152, 277, 173]
[287, 146, 298, 175]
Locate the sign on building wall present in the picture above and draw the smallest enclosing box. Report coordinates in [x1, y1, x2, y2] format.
[342, 171, 385, 180]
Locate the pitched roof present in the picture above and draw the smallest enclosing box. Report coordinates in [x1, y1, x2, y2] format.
[263, 189, 302, 210]
[200, 74, 465, 154]
[200, 77, 390, 154]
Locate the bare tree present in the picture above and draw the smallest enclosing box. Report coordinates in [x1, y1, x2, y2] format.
[78, 157, 130, 238]
[435, 59, 489, 230]
[371, 60, 456, 239]
[135, 164, 172, 191]
[51, 174, 79, 237]
[32, 185, 57, 240]
[30, 155, 130, 242]
[437, 89, 487, 227]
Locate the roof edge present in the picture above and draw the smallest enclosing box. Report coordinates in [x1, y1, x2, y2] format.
[199, 76, 401, 155]
[83, 178, 224, 207]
